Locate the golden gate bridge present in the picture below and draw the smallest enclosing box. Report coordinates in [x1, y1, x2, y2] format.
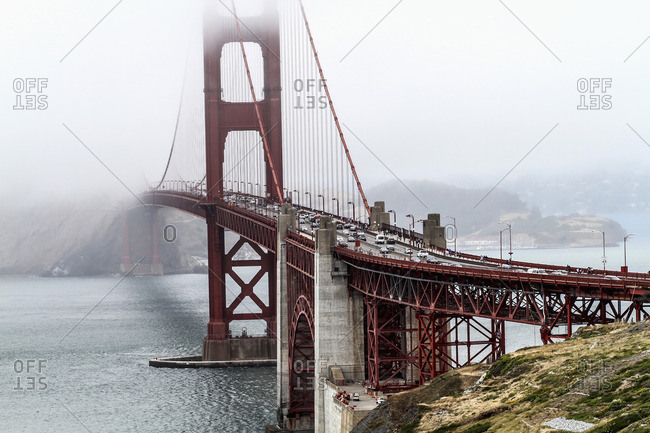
[114, 1, 650, 431]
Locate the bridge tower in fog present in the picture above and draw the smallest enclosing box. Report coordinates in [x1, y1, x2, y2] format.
[201, 1, 282, 360]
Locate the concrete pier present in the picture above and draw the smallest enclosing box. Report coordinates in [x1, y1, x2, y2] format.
[313, 216, 365, 433]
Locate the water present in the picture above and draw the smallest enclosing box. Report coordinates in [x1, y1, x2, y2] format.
[2, 214, 647, 431]
[0, 275, 276, 432]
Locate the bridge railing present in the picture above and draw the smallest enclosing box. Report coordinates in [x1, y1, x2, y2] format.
[151, 179, 206, 196]
[378, 223, 650, 281]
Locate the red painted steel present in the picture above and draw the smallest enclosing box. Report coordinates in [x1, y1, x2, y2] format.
[203, 0, 283, 201]
[231, 1, 284, 203]
[286, 231, 315, 417]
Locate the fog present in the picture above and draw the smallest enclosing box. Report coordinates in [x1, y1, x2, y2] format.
[2, 0, 650, 210]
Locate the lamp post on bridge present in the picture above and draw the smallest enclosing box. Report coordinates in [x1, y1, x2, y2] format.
[406, 214, 415, 247]
[388, 210, 396, 236]
[305, 191, 312, 210]
[332, 197, 339, 217]
[624, 233, 635, 270]
[445, 215, 457, 252]
[591, 230, 606, 271]
[347, 201, 355, 223]
[499, 227, 509, 269]
[499, 221, 512, 263]
[317, 194, 325, 213]
[293, 189, 300, 207]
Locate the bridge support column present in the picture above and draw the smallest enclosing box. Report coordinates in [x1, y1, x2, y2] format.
[203, 211, 277, 361]
[422, 213, 446, 250]
[204, 215, 229, 358]
[314, 216, 365, 433]
[150, 207, 164, 276]
[276, 204, 296, 427]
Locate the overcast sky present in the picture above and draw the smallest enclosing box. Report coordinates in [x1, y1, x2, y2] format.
[2, 0, 650, 208]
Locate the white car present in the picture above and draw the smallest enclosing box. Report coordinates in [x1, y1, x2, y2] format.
[352, 393, 360, 401]
[404, 248, 413, 255]
[527, 268, 547, 275]
[416, 250, 429, 259]
[376, 397, 385, 404]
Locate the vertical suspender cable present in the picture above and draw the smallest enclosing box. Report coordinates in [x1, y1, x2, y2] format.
[232, 1, 284, 203]
[298, 0, 371, 219]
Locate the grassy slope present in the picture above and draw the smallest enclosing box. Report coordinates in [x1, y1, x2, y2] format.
[353, 321, 650, 433]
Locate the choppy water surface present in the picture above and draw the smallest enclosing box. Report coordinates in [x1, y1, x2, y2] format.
[2, 227, 648, 431]
[0, 274, 276, 432]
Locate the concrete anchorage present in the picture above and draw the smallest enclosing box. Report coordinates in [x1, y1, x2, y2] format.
[313, 216, 365, 433]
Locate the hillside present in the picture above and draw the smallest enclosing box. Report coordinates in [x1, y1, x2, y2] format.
[365, 180, 626, 249]
[353, 322, 650, 433]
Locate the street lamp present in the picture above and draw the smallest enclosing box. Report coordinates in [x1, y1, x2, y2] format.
[624, 233, 635, 269]
[293, 189, 300, 206]
[499, 227, 509, 269]
[332, 198, 339, 216]
[388, 210, 396, 235]
[499, 221, 512, 262]
[317, 194, 325, 213]
[406, 214, 415, 247]
[591, 230, 606, 271]
[444, 215, 457, 252]
[347, 201, 355, 223]
[305, 191, 312, 209]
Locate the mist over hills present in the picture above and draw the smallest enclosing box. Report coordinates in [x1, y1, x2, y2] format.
[366, 179, 626, 249]
[501, 169, 650, 215]
[0, 177, 633, 275]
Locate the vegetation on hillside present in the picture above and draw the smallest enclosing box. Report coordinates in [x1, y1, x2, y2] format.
[353, 321, 650, 433]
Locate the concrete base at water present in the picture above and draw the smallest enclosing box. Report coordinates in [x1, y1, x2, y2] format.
[203, 336, 277, 361]
[150, 355, 275, 368]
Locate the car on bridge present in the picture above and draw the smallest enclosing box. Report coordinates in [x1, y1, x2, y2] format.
[358, 233, 367, 241]
[404, 248, 413, 255]
[527, 268, 547, 275]
[417, 250, 429, 259]
[375, 235, 386, 244]
[348, 235, 356, 242]
[386, 237, 395, 244]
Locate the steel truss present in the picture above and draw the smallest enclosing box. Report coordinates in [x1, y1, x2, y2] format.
[365, 298, 505, 392]
[286, 232, 316, 417]
[224, 237, 276, 335]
